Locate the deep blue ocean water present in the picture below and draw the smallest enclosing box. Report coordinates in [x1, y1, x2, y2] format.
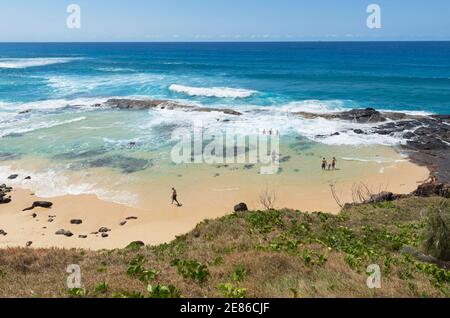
[0, 42, 449, 113]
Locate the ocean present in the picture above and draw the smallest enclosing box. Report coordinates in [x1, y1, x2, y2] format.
[0, 42, 447, 204]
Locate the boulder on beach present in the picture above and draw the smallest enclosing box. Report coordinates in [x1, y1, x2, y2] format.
[70, 219, 83, 225]
[55, 229, 73, 237]
[8, 174, 18, 180]
[234, 202, 249, 213]
[22, 201, 53, 211]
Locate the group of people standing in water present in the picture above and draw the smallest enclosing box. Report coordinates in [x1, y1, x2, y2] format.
[322, 157, 337, 171]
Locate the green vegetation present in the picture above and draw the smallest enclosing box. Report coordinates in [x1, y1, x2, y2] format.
[0, 196, 449, 298]
[423, 200, 450, 261]
[171, 259, 210, 284]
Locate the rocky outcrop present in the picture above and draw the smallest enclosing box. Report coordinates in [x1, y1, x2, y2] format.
[414, 182, 450, 198]
[101, 99, 242, 116]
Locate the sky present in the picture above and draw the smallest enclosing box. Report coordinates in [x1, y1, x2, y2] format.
[0, 0, 449, 42]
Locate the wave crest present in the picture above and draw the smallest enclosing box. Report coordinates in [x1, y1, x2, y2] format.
[169, 84, 256, 98]
[0, 57, 81, 69]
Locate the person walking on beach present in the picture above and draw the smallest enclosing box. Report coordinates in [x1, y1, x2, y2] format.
[171, 188, 181, 206]
[332, 157, 337, 170]
[321, 158, 327, 170]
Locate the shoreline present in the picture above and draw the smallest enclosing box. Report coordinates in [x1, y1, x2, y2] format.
[0, 145, 430, 250]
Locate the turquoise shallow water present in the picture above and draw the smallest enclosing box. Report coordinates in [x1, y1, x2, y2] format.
[0, 42, 447, 201]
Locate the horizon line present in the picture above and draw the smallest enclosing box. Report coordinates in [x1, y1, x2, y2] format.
[1, 40, 450, 44]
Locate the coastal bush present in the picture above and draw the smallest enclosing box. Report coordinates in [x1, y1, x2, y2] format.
[95, 282, 108, 294]
[231, 265, 247, 282]
[245, 210, 283, 234]
[147, 284, 181, 298]
[171, 259, 209, 284]
[218, 283, 247, 298]
[127, 255, 158, 283]
[68, 288, 87, 298]
[423, 201, 450, 261]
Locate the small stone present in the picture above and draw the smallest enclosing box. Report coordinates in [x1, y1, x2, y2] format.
[48, 218, 54, 223]
[126, 216, 138, 220]
[24, 176, 31, 180]
[8, 174, 18, 180]
[64, 231, 74, 237]
[120, 221, 127, 226]
[78, 235, 88, 239]
[101, 233, 109, 238]
[26, 241, 32, 247]
[32, 213, 37, 218]
[98, 227, 110, 233]
[70, 219, 82, 225]
[0, 229, 7, 236]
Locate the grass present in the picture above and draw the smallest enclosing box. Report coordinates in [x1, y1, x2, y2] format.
[0, 196, 449, 298]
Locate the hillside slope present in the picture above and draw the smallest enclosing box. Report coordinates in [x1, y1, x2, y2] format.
[0, 196, 449, 298]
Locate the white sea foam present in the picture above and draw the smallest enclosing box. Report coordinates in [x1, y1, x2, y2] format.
[0, 57, 81, 69]
[169, 84, 257, 98]
[0, 116, 86, 138]
[46, 73, 164, 95]
[0, 97, 107, 112]
[0, 165, 137, 206]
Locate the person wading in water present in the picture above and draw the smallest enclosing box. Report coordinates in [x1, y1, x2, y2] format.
[321, 158, 327, 170]
[171, 188, 182, 206]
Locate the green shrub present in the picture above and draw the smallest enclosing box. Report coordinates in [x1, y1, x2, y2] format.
[127, 255, 158, 283]
[95, 282, 108, 294]
[423, 201, 450, 261]
[218, 283, 247, 298]
[68, 288, 87, 298]
[171, 259, 209, 284]
[231, 265, 247, 282]
[147, 284, 181, 298]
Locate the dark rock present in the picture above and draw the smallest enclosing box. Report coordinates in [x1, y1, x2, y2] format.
[120, 221, 127, 226]
[48, 218, 54, 223]
[22, 201, 53, 211]
[101, 233, 109, 238]
[0, 229, 7, 236]
[32, 213, 37, 218]
[85, 155, 151, 174]
[8, 174, 18, 180]
[353, 129, 365, 135]
[102, 99, 242, 116]
[414, 182, 450, 198]
[365, 192, 395, 204]
[98, 227, 111, 233]
[70, 219, 83, 225]
[78, 235, 88, 239]
[126, 216, 138, 220]
[24, 176, 31, 180]
[234, 202, 248, 212]
[55, 229, 73, 237]
[26, 241, 33, 247]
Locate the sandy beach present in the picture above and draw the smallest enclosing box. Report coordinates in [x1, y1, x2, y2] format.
[0, 145, 430, 250]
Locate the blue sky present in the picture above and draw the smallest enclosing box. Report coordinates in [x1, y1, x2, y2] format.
[0, 0, 449, 41]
